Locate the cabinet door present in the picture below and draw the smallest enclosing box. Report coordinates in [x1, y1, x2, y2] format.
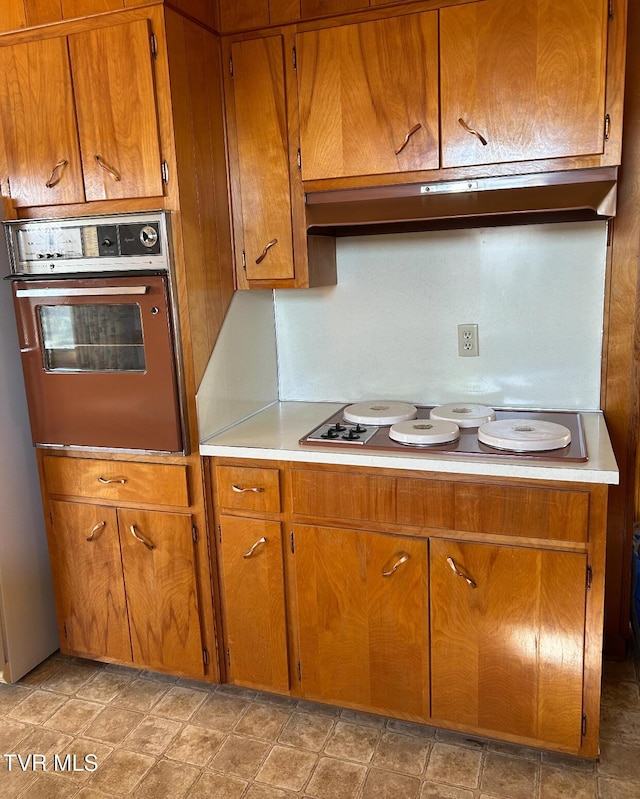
[229, 36, 295, 281]
[48, 501, 131, 661]
[440, 0, 608, 167]
[296, 13, 439, 180]
[68, 19, 164, 201]
[294, 525, 430, 718]
[430, 539, 586, 749]
[219, 516, 289, 692]
[0, 38, 85, 207]
[117, 509, 204, 676]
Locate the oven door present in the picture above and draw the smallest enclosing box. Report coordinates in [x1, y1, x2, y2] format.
[12, 274, 183, 452]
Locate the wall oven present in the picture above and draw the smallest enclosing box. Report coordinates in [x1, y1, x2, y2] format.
[5, 212, 185, 453]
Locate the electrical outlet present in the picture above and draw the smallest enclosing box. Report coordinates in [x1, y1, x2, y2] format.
[458, 324, 479, 357]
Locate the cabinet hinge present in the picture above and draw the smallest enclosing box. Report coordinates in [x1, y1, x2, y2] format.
[203, 647, 209, 666]
[586, 564, 593, 590]
[606, 219, 614, 247]
[604, 114, 611, 141]
[297, 661, 302, 681]
[192, 525, 198, 543]
[5, 176, 11, 198]
[608, 0, 614, 19]
[229, 55, 234, 78]
[290, 531, 295, 553]
[293, 46, 297, 70]
[218, 523, 222, 543]
[241, 250, 247, 272]
[582, 713, 588, 736]
[63, 621, 68, 640]
[150, 32, 158, 59]
[161, 160, 169, 185]
[226, 647, 231, 668]
[297, 149, 302, 171]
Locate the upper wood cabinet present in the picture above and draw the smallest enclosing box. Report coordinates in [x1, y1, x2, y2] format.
[0, 18, 164, 207]
[295, 12, 439, 180]
[440, 0, 610, 167]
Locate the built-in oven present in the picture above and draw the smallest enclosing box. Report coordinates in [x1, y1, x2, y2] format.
[4, 212, 185, 453]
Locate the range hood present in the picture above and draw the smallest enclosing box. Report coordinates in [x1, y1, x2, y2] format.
[305, 168, 617, 235]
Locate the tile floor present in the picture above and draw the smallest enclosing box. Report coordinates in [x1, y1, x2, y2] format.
[0, 648, 639, 799]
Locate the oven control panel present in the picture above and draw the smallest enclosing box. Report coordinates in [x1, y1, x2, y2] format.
[4, 212, 169, 275]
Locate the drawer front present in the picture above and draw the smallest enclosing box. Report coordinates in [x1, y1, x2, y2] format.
[43, 456, 190, 507]
[292, 469, 453, 529]
[454, 483, 589, 543]
[216, 466, 281, 513]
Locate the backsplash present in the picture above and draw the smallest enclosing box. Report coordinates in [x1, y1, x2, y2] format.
[274, 221, 608, 410]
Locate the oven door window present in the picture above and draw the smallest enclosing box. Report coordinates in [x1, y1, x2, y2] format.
[38, 304, 146, 372]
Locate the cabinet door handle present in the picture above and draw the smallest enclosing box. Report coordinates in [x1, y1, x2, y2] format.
[255, 238, 278, 264]
[94, 154, 122, 182]
[243, 536, 267, 558]
[86, 520, 107, 542]
[457, 118, 488, 146]
[394, 123, 422, 155]
[45, 159, 68, 188]
[129, 524, 155, 550]
[232, 484, 265, 494]
[447, 556, 477, 588]
[382, 552, 410, 577]
[98, 476, 127, 485]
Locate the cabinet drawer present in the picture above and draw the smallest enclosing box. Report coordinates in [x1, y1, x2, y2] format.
[43, 456, 190, 507]
[292, 469, 453, 529]
[216, 466, 281, 513]
[454, 483, 589, 543]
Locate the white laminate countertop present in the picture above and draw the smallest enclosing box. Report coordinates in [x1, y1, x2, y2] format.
[199, 402, 619, 485]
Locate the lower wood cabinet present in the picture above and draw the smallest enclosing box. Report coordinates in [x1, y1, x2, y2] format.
[48, 499, 205, 677]
[292, 524, 430, 719]
[218, 515, 289, 692]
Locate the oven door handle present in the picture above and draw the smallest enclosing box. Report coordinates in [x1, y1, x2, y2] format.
[14, 286, 149, 298]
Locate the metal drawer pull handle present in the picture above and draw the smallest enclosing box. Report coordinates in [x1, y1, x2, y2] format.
[232, 484, 265, 494]
[94, 154, 122, 182]
[447, 556, 477, 588]
[457, 118, 488, 146]
[243, 536, 267, 558]
[98, 476, 127, 485]
[255, 239, 278, 264]
[129, 524, 155, 550]
[382, 552, 410, 577]
[395, 123, 422, 155]
[86, 520, 106, 542]
[45, 159, 68, 188]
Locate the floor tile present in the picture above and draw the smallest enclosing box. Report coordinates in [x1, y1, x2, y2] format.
[191, 692, 250, 732]
[76, 671, 136, 704]
[600, 680, 640, 710]
[18, 658, 65, 688]
[480, 752, 538, 799]
[188, 770, 247, 799]
[164, 724, 224, 766]
[208, 734, 271, 778]
[83, 706, 144, 745]
[599, 705, 640, 746]
[486, 739, 541, 761]
[121, 714, 182, 756]
[323, 720, 380, 763]
[419, 783, 475, 799]
[17, 727, 74, 759]
[255, 744, 317, 791]
[597, 740, 640, 782]
[278, 712, 335, 751]
[540, 750, 596, 772]
[110, 679, 168, 712]
[35, 664, 96, 695]
[361, 767, 421, 799]
[57, 738, 114, 782]
[10, 772, 80, 798]
[244, 783, 297, 799]
[296, 700, 340, 718]
[425, 743, 482, 789]
[338, 708, 386, 728]
[372, 730, 430, 776]
[305, 756, 367, 799]
[539, 765, 597, 798]
[0, 717, 32, 751]
[8, 690, 67, 724]
[0, 683, 33, 714]
[597, 776, 640, 799]
[132, 759, 200, 799]
[44, 698, 103, 735]
[151, 686, 207, 721]
[0, 765, 37, 799]
[235, 703, 292, 741]
[88, 748, 155, 794]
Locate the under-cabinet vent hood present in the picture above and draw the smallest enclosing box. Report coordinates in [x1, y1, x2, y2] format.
[305, 168, 617, 235]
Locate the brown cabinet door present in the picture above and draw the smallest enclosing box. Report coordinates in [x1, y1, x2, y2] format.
[440, 0, 608, 167]
[296, 13, 439, 180]
[219, 516, 289, 692]
[229, 36, 295, 281]
[49, 501, 131, 662]
[294, 524, 430, 718]
[69, 19, 164, 201]
[0, 38, 85, 207]
[430, 539, 586, 749]
[117, 509, 204, 676]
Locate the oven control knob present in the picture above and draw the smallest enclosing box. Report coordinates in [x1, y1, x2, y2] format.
[140, 226, 159, 248]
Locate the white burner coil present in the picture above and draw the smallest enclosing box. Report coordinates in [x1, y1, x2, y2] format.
[430, 403, 496, 428]
[389, 419, 460, 446]
[478, 419, 571, 452]
[343, 401, 417, 426]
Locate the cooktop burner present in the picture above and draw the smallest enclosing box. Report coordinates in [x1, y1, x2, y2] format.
[300, 406, 587, 462]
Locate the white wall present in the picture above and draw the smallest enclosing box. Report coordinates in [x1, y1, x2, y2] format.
[274, 221, 608, 410]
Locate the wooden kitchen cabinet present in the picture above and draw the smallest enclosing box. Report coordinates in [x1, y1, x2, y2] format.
[0, 18, 164, 207]
[292, 524, 430, 718]
[440, 0, 610, 168]
[295, 12, 439, 180]
[430, 539, 587, 750]
[224, 33, 336, 288]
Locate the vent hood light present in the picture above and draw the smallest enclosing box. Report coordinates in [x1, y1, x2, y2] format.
[305, 168, 617, 234]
